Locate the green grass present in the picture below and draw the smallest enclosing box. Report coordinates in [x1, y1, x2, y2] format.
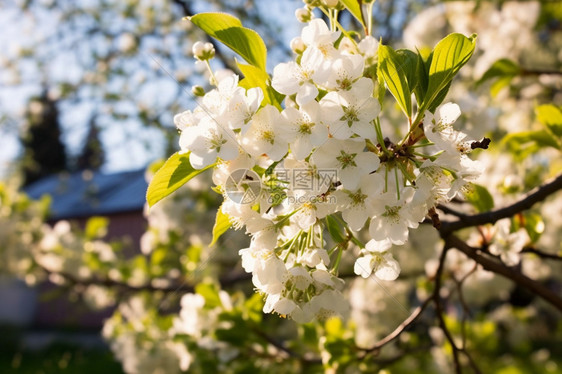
[0, 343, 123, 374]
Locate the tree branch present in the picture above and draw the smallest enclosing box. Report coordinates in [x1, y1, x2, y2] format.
[520, 68, 562, 76]
[434, 244, 483, 374]
[359, 296, 432, 357]
[432, 245, 462, 373]
[440, 173, 562, 235]
[42, 267, 251, 294]
[521, 247, 562, 261]
[252, 326, 322, 365]
[444, 235, 562, 313]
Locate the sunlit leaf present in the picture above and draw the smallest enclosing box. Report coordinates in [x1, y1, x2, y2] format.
[522, 212, 544, 243]
[489, 76, 513, 98]
[210, 206, 231, 246]
[85, 216, 108, 239]
[238, 62, 284, 109]
[378, 44, 412, 118]
[536, 104, 562, 137]
[414, 52, 429, 105]
[422, 33, 476, 113]
[396, 49, 418, 93]
[340, 0, 365, 28]
[477, 58, 520, 86]
[189, 13, 267, 70]
[195, 283, 222, 308]
[465, 184, 494, 213]
[504, 130, 561, 160]
[146, 152, 214, 208]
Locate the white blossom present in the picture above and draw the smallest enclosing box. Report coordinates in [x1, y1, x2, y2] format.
[241, 105, 288, 161]
[272, 47, 328, 106]
[354, 239, 400, 280]
[179, 117, 239, 168]
[321, 78, 379, 140]
[281, 101, 329, 160]
[311, 138, 380, 190]
[489, 219, 529, 266]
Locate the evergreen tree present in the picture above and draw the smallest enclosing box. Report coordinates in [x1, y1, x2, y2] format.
[76, 118, 104, 171]
[20, 91, 67, 186]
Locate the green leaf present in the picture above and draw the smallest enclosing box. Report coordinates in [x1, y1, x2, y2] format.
[476, 58, 521, 86]
[489, 76, 513, 98]
[189, 13, 267, 70]
[210, 206, 231, 246]
[465, 184, 494, 213]
[340, 0, 365, 28]
[325, 317, 344, 338]
[325, 215, 346, 244]
[375, 64, 386, 107]
[195, 283, 222, 308]
[299, 323, 319, 346]
[85, 216, 108, 239]
[422, 33, 476, 113]
[244, 293, 264, 323]
[414, 52, 429, 105]
[536, 104, 562, 137]
[503, 130, 561, 160]
[522, 212, 544, 243]
[378, 44, 412, 118]
[146, 152, 214, 208]
[237, 62, 284, 109]
[215, 314, 250, 345]
[147, 158, 166, 175]
[150, 247, 168, 267]
[396, 49, 419, 93]
[428, 80, 452, 113]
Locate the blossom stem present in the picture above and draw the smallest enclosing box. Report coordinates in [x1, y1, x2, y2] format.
[394, 167, 401, 200]
[283, 233, 300, 261]
[409, 142, 435, 148]
[317, 7, 358, 48]
[307, 225, 314, 248]
[411, 151, 435, 160]
[204, 60, 218, 86]
[332, 247, 343, 273]
[384, 164, 389, 192]
[364, 1, 375, 36]
[374, 118, 390, 156]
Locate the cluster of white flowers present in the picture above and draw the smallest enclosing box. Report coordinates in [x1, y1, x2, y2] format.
[103, 291, 239, 374]
[173, 18, 484, 322]
[102, 296, 188, 374]
[169, 291, 239, 371]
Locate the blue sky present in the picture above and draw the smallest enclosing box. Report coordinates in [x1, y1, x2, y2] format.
[0, 0, 410, 178]
[0, 0, 307, 178]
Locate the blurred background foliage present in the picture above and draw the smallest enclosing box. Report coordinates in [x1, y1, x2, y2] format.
[0, 0, 561, 373]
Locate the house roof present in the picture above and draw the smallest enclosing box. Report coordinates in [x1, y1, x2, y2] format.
[24, 169, 148, 220]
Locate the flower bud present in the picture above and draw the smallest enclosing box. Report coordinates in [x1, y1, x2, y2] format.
[322, 0, 339, 8]
[118, 33, 137, 53]
[303, 0, 321, 7]
[192, 41, 215, 61]
[295, 7, 312, 23]
[290, 37, 306, 54]
[191, 85, 205, 97]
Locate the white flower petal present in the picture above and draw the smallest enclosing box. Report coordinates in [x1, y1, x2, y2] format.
[374, 253, 401, 281]
[439, 102, 461, 125]
[354, 255, 374, 278]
